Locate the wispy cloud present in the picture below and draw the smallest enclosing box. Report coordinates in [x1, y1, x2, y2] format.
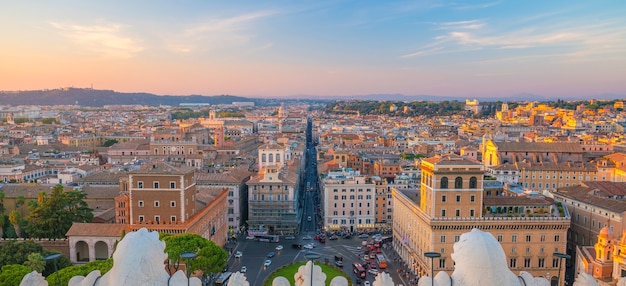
[401, 16, 626, 61]
[167, 10, 279, 54]
[50, 22, 143, 58]
[450, 1, 502, 10]
[437, 20, 486, 30]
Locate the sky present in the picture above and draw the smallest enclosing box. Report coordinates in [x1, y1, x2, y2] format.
[1, 0, 625, 99]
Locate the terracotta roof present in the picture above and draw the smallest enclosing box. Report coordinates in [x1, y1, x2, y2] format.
[494, 141, 583, 153]
[553, 181, 626, 213]
[423, 154, 481, 166]
[65, 222, 129, 237]
[131, 160, 194, 175]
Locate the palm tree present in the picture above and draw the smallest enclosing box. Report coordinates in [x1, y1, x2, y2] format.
[0, 191, 5, 215]
[16, 195, 26, 217]
[0, 215, 5, 238]
[24, 252, 46, 273]
[9, 210, 22, 238]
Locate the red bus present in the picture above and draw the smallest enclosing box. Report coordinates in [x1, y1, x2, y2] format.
[376, 254, 387, 269]
[352, 262, 366, 278]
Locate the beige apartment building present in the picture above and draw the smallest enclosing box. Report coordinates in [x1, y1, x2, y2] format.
[550, 181, 626, 251]
[322, 167, 376, 231]
[392, 154, 570, 282]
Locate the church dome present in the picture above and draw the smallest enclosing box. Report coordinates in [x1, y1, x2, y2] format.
[599, 226, 613, 239]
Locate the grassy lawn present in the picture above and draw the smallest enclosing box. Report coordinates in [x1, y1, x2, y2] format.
[263, 261, 352, 286]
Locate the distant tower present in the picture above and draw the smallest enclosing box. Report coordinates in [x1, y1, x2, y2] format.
[6, 113, 14, 124]
[209, 110, 216, 121]
[502, 102, 509, 112]
[277, 103, 284, 120]
[592, 226, 614, 280]
[214, 126, 224, 148]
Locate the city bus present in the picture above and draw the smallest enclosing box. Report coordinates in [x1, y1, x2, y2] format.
[256, 235, 280, 242]
[215, 272, 232, 285]
[352, 262, 366, 278]
[376, 254, 387, 269]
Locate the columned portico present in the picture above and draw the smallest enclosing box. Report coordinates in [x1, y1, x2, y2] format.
[65, 223, 129, 263]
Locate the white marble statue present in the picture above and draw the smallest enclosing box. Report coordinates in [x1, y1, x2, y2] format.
[329, 276, 349, 286]
[574, 272, 599, 286]
[294, 261, 327, 286]
[418, 228, 551, 286]
[20, 271, 48, 286]
[372, 271, 394, 286]
[20, 228, 201, 286]
[271, 260, 348, 286]
[272, 276, 291, 286]
[228, 272, 250, 286]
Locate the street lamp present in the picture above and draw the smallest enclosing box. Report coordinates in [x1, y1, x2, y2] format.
[424, 252, 441, 286]
[553, 252, 571, 286]
[44, 253, 62, 286]
[180, 251, 197, 286]
[304, 252, 321, 286]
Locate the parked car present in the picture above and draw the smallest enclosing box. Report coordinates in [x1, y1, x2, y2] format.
[303, 235, 312, 240]
[267, 252, 275, 258]
[334, 260, 344, 267]
[303, 244, 314, 249]
[368, 269, 379, 275]
[285, 235, 296, 240]
[245, 236, 255, 240]
[234, 251, 242, 258]
[240, 266, 247, 273]
[275, 245, 284, 251]
[359, 234, 369, 238]
[264, 259, 272, 267]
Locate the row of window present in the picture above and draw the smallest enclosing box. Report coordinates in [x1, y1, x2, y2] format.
[332, 188, 373, 192]
[441, 194, 476, 202]
[575, 214, 611, 230]
[508, 257, 561, 269]
[138, 200, 179, 207]
[439, 176, 478, 189]
[438, 234, 560, 243]
[138, 215, 176, 223]
[331, 218, 372, 224]
[252, 185, 289, 190]
[333, 195, 373, 200]
[440, 209, 475, 217]
[251, 194, 290, 201]
[137, 181, 177, 189]
[261, 153, 282, 163]
[331, 210, 371, 215]
[525, 182, 575, 188]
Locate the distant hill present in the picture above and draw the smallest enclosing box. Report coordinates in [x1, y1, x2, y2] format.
[0, 88, 266, 107]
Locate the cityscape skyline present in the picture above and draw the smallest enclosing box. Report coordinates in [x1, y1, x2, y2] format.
[1, 0, 625, 99]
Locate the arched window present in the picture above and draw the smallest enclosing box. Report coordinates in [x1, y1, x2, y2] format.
[440, 177, 449, 189]
[262, 154, 266, 163]
[469, 177, 477, 189]
[276, 153, 281, 162]
[269, 153, 274, 162]
[455, 177, 463, 189]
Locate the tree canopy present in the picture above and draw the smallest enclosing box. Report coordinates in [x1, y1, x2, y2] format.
[25, 184, 93, 239]
[0, 264, 31, 286]
[102, 139, 119, 147]
[161, 233, 227, 276]
[46, 258, 113, 286]
[0, 240, 71, 277]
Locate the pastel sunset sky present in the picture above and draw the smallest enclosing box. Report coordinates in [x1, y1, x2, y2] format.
[1, 0, 625, 98]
